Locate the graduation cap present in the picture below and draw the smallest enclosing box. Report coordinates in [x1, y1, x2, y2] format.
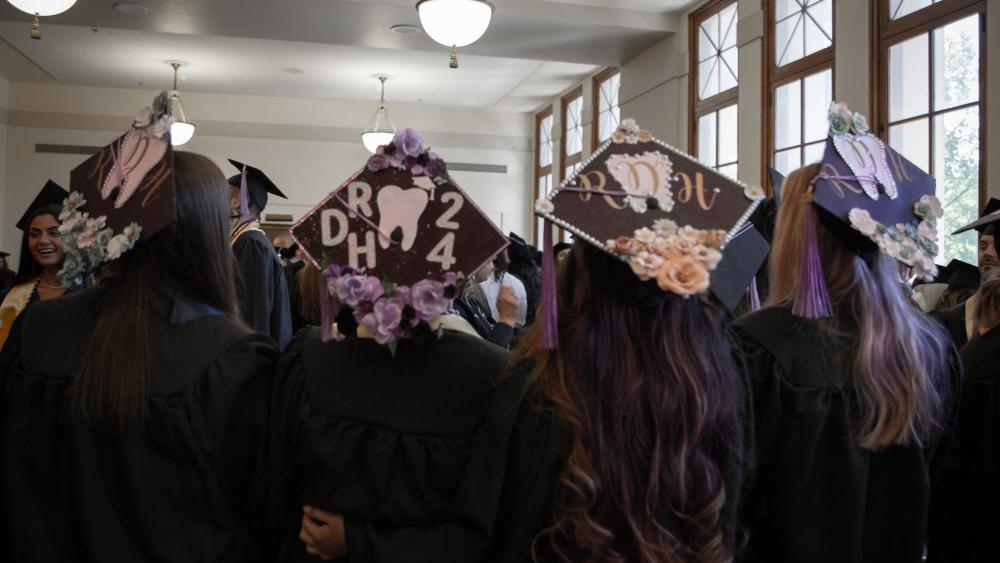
[227, 159, 288, 215]
[795, 102, 941, 316]
[534, 118, 763, 347]
[16, 180, 68, 231]
[291, 128, 508, 345]
[710, 223, 770, 312]
[768, 166, 785, 207]
[57, 95, 177, 286]
[0, 251, 9, 258]
[951, 198, 1000, 235]
[939, 259, 980, 291]
[506, 232, 539, 264]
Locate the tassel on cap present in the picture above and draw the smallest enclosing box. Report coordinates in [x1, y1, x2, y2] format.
[238, 165, 250, 217]
[540, 220, 559, 350]
[746, 276, 761, 312]
[792, 203, 833, 318]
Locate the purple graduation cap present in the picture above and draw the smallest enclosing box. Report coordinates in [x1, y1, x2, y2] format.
[795, 102, 943, 317]
[57, 94, 177, 287]
[291, 128, 508, 349]
[535, 118, 763, 348]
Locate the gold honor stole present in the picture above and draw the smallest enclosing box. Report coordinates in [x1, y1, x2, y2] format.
[0, 280, 37, 350]
[230, 221, 264, 247]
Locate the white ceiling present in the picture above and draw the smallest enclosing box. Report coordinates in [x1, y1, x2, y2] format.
[0, 0, 697, 111]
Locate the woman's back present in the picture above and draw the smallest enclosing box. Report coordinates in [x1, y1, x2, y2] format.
[2, 284, 276, 563]
[734, 304, 960, 563]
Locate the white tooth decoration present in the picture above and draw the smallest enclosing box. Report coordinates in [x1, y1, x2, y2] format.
[605, 151, 675, 214]
[376, 185, 429, 251]
[412, 176, 437, 201]
[831, 133, 898, 201]
[100, 129, 168, 209]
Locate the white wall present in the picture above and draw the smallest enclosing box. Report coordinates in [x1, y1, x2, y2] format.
[2, 83, 534, 263]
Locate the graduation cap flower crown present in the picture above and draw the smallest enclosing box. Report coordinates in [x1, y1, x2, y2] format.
[365, 129, 449, 185]
[57, 95, 176, 287]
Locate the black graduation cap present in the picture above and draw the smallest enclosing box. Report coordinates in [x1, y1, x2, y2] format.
[228, 159, 288, 212]
[0, 251, 10, 258]
[506, 232, 538, 264]
[710, 223, 770, 311]
[768, 166, 785, 207]
[16, 180, 68, 231]
[951, 198, 1000, 235]
[938, 259, 980, 291]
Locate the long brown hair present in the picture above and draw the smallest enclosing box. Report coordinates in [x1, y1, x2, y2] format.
[72, 151, 238, 431]
[769, 163, 951, 448]
[516, 243, 744, 563]
[296, 263, 323, 326]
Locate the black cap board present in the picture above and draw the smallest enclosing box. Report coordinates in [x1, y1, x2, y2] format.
[951, 198, 1000, 235]
[709, 223, 770, 311]
[16, 180, 68, 231]
[939, 259, 980, 291]
[768, 166, 785, 207]
[227, 159, 288, 212]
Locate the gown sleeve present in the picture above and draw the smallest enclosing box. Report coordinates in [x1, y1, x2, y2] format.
[234, 235, 279, 335]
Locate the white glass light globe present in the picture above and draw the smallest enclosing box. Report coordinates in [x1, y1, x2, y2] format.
[417, 0, 494, 48]
[170, 121, 195, 146]
[7, 0, 77, 16]
[362, 131, 395, 154]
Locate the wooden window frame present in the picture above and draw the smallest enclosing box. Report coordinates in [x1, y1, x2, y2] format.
[560, 85, 584, 183]
[533, 106, 554, 244]
[592, 67, 621, 149]
[763, 0, 836, 185]
[689, 0, 741, 156]
[872, 0, 986, 209]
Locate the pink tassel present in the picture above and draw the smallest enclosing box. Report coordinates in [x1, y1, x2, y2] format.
[238, 165, 250, 217]
[746, 276, 761, 312]
[792, 205, 833, 318]
[540, 221, 559, 350]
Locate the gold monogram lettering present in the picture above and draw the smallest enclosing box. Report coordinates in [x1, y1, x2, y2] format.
[886, 149, 913, 182]
[820, 163, 863, 199]
[675, 172, 717, 211]
[139, 160, 172, 208]
[578, 171, 626, 210]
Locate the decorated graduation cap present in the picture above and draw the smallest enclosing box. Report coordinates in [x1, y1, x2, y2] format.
[951, 198, 1000, 235]
[793, 101, 942, 318]
[16, 180, 69, 231]
[534, 117, 763, 348]
[291, 128, 508, 349]
[56, 92, 177, 287]
[228, 160, 288, 216]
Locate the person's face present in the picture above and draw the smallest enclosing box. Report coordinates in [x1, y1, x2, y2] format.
[295, 247, 307, 261]
[228, 185, 243, 227]
[979, 233, 998, 274]
[28, 214, 64, 269]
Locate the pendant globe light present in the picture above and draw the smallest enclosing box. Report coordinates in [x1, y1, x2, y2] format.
[416, 0, 494, 68]
[7, 0, 77, 39]
[165, 62, 196, 146]
[361, 76, 397, 154]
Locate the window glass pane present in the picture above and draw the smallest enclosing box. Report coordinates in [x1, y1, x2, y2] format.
[720, 4, 738, 49]
[598, 72, 621, 143]
[934, 106, 979, 264]
[700, 58, 720, 99]
[717, 163, 738, 180]
[933, 14, 980, 111]
[888, 118, 930, 173]
[803, 69, 833, 143]
[566, 96, 583, 156]
[698, 112, 718, 167]
[889, 33, 929, 122]
[564, 162, 582, 181]
[718, 104, 738, 165]
[803, 141, 825, 165]
[775, 79, 802, 150]
[539, 114, 553, 167]
[774, 148, 801, 176]
[776, 0, 832, 67]
[720, 47, 739, 92]
[890, 0, 937, 21]
[698, 2, 737, 99]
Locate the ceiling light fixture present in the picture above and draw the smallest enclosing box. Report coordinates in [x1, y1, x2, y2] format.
[390, 24, 421, 35]
[361, 75, 397, 154]
[112, 2, 149, 16]
[415, 0, 494, 69]
[7, 0, 77, 39]
[164, 62, 195, 146]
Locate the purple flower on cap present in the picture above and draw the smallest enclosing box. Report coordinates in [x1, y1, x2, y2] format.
[367, 153, 390, 172]
[394, 128, 424, 158]
[361, 296, 405, 344]
[336, 274, 384, 307]
[425, 158, 447, 178]
[410, 279, 451, 322]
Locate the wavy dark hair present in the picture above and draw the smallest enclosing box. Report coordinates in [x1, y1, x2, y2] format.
[72, 151, 239, 431]
[515, 243, 745, 563]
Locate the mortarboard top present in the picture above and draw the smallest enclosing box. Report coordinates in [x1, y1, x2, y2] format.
[768, 166, 785, 207]
[291, 129, 508, 287]
[951, 198, 1000, 235]
[0, 251, 10, 258]
[227, 159, 288, 212]
[535, 117, 762, 298]
[710, 223, 770, 312]
[16, 180, 69, 231]
[939, 259, 980, 291]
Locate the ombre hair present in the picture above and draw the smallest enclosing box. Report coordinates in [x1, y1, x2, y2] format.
[769, 163, 952, 449]
[515, 243, 745, 563]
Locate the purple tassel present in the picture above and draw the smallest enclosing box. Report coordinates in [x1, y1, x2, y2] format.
[792, 204, 833, 318]
[238, 165, 250, 217]
[746, 276, 761, 312]
[540, 221, 559, 350]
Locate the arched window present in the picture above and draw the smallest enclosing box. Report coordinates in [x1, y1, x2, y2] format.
[690, 0, 739, 179]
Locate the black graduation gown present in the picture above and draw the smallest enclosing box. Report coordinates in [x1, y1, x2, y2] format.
[926, 328, 1000, 563]
[733, 305, 961, 563]
[931, 301, 967, 349]
[481, 359, 751, 562]
[0, 285, 277, 563]
[452, 296, 515, 349]
[0, 269, 15, 298]
[233, 228, 293, 350]
[264, 328, 510, 562]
